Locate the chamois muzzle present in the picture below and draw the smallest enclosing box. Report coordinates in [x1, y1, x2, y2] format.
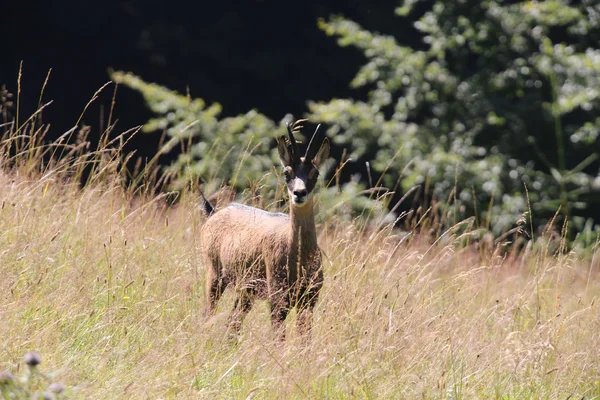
[292, 188, 308, 206]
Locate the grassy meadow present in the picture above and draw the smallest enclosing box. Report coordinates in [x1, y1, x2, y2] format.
[1, 102, 600, 399]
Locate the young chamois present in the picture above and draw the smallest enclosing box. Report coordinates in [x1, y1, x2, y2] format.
[200, 120, 330, 339]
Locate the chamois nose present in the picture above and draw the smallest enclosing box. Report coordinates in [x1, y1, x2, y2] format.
[293, 189, 307, 200]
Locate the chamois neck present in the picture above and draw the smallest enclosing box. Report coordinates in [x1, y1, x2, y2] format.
[289, 198, 317, 245]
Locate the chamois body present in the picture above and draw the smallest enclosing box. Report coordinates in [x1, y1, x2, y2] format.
[200, 120, 329, 338]
[201, 202, 322, 335]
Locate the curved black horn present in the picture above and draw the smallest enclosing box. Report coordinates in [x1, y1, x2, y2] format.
[286, 121, 302, 164]
[304, 124, 322, 163]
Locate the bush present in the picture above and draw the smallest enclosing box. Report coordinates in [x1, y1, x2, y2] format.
[310, 0, 600, 238]
[111, 71, 383, 220]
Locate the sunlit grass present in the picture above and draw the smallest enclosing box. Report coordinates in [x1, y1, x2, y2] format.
[1, 83, 600, 399]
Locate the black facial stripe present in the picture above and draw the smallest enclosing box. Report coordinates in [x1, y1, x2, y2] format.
[305, 175, 318, 193]
[284, 165, 319, 193]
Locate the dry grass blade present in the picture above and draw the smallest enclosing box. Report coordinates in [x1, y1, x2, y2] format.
[0, 84, 599, 399]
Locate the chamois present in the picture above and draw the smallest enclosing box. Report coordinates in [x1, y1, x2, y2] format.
[200, 120, 330, 339]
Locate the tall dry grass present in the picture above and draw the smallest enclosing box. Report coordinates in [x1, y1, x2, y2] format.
[1, 81, 600, 399]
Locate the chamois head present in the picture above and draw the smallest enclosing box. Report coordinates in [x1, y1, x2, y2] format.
[277, 120, 330, 207]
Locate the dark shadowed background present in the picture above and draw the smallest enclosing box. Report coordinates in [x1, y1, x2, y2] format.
[2, 0, 406, 161]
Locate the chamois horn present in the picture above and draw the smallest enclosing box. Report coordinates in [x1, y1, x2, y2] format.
[285, 119, 305, 164]
[304, 123, 322, 164]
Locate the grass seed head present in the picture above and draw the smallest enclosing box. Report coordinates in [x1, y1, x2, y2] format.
[49, 382, 66, 394]
[24, 352, 42, 368]
[0, 370, 15, 386]
[33, 391, 54, 400]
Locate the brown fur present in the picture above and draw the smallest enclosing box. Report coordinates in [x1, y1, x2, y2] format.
[200, 123, 329, 339]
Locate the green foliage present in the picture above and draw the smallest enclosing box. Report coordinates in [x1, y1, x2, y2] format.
[112, 71, 278, 190]
[111, 72, 381, 217]
[312, 0, 600, 235]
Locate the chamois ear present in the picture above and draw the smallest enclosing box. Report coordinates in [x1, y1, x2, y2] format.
[312, 138, 330, 168]
[277, 135, 292, 167]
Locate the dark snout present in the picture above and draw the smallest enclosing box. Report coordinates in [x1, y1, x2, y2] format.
[293, 189, 307, 204]
[290, 180, 309, 206]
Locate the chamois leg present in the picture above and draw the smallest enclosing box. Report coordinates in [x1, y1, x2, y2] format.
[296, 288, 320, 339]
[270, 294, 290, 341]
[296, 272, 323, 339]
[228, 288, 254, 335]
[205, 263, 226, 316]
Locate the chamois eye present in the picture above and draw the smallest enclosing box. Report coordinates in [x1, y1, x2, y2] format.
[283, 167, 294, 181]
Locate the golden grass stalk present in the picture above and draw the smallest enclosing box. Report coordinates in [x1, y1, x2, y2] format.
[1, 83, 599, 399]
